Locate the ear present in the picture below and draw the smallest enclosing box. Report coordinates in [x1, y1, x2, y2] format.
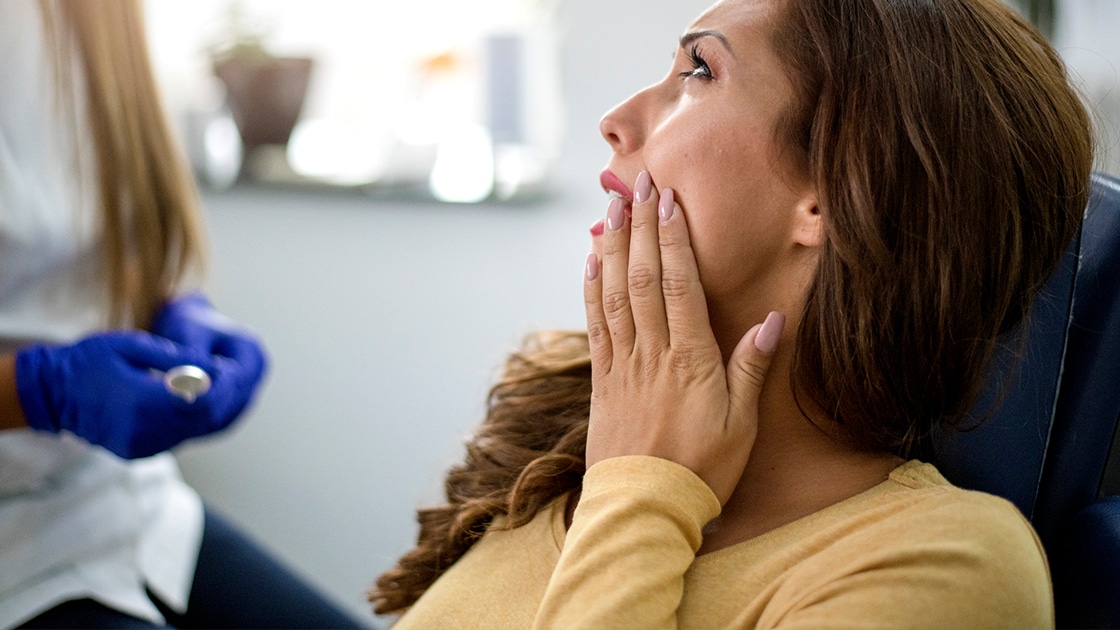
[790, 191, 823, 248]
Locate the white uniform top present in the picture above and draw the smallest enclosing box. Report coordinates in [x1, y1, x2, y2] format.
[0, 2, 203, 626]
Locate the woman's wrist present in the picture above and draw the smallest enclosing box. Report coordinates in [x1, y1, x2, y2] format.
[0, 352, 30, 431]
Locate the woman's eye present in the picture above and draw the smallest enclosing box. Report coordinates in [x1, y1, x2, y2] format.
[678, 44, 713, 81]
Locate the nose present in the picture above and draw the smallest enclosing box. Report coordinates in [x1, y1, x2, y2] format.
[599, 88, 648, 155]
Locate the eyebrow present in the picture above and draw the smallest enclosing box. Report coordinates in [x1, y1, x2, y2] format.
[679, 30, 734, 57]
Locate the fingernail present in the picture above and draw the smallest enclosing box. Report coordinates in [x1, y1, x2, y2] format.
[606, 197, 626, 231]
[754, 311, 786, 354]
[659, 189, 675, 222]
[585, 253, 600, 281]
[634, 171, 652, 204]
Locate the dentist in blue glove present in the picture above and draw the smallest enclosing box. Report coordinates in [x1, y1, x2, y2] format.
[0, 1, 365, 627]
[11, 293, 267, 459]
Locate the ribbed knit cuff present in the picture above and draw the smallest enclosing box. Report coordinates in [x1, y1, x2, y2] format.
[581, 456, 722, 541]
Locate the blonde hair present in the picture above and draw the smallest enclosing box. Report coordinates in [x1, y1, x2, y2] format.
[42, 0, 207, 328]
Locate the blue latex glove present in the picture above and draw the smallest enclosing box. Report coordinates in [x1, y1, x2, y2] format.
[15, 331, 255, 458]
[150, 292, 268, 377]
[149, 291, 269, 432]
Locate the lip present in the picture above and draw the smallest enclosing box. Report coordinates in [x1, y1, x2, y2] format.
[600, 169, 634, 202]
[590, 219, 605, 237]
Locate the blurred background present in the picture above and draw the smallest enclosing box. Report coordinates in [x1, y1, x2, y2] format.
[140, 0, 1120, 623]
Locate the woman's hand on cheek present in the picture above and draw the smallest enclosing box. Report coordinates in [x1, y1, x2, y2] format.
[583, 171, 785, 505]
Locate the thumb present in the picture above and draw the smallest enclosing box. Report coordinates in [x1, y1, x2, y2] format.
[727, 312, 786, 418]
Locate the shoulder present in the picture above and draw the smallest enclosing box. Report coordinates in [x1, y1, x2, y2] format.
[396, 497, 568, 630]
[833, 460, 1050, 587]
[763, 461, 1053, 628]
[878, 460, 1042, 549]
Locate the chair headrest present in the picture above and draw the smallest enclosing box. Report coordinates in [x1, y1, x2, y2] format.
[934, 172, 1120, 550]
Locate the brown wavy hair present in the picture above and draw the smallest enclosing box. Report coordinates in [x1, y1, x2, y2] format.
[372, 0, 1093, 614]
[372, 331, 591, 614]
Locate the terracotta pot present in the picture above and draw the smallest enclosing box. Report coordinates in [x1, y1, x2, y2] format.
[213, 56, 313, 151]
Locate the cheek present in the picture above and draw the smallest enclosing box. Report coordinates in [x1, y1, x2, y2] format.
[645, 113, 796, 294]
[689, 205, 778, 297]
[673, 173, 799, 302]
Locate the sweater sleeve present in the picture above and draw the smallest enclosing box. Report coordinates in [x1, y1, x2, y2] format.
[532, 456, 721, 629]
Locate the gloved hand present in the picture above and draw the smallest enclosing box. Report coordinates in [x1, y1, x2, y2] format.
[15, 331, 256, 458]
[151, 292, 268, 376]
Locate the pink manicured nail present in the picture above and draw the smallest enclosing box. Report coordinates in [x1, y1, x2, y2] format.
[634, 171, 652, 204]
[754, 311, 786, 354]
[659, 189, 675, 222]
[606, 197, 626, 231]
[585, 253, 600, 281]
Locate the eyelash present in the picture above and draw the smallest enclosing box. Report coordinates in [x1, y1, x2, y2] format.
[679, 44, 713, 81]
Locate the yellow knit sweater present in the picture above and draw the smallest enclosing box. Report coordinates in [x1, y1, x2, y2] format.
[394, 457, 1052, 629]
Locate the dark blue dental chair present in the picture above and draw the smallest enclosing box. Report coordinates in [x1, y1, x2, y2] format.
[932, 172, 1120, 629]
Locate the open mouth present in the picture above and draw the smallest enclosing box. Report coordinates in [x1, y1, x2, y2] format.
[600, 169, 634, 203]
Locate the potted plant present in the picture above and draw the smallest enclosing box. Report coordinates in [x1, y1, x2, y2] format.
[207, 2, 314, 158]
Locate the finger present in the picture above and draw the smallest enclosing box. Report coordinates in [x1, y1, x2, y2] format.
[109, 331, 216, 374]
[583, 251, 613, 372]
[726, 312, 786, 421]
[601, 195, 636, 354]
[657, 193, 717, 349]
[627, 171, 669, 346]
[212, 334, 268, 378]
[200, 357, 262, 430]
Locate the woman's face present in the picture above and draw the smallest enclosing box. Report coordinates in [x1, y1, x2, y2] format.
[596, 0, 818, 340]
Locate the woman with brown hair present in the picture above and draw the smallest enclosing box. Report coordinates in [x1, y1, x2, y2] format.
[372, 0, 1093, 627]
[0, 1, 363, 627]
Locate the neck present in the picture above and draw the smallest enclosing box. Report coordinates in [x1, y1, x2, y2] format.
[698, 338, 903, 554]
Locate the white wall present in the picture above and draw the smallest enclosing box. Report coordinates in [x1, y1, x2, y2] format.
[1053, 1, 1120, 176]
